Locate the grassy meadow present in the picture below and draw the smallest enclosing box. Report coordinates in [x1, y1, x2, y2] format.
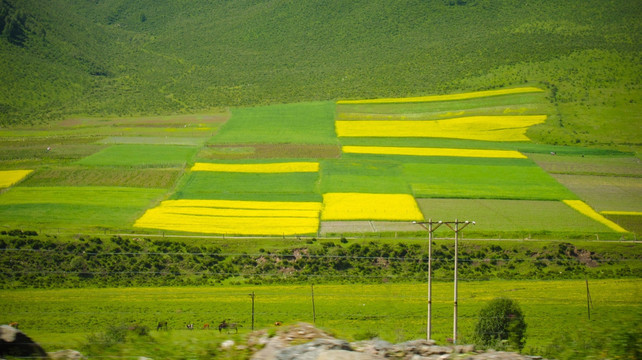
[0, 280, 639, 358]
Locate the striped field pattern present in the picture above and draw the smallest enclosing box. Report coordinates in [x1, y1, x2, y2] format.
[134, 199, 322, 235]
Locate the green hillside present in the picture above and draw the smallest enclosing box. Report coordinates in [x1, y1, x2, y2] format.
[0, 0, 640, 150]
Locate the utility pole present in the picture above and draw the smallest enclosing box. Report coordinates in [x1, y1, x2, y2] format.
[443, 219, 474, 344]
[585, 276, 593, 320]
[413, 219, 444, 341]
[249, 291, 255, 330]
[311, 284, 317, 325]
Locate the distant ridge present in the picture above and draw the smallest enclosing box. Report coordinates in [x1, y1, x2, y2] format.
[0, 0, 639, 150]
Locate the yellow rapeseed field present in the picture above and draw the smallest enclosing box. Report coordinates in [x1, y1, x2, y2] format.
[321, 193, 424, 221]
[191, 162, 319, 173]
[563, 200, 628, 233]
[134, 199, 322, 235]
[342, 146, 527, 159]
[0, 170, 33, 188]
[601, 211, 642, 216]
[335, 115, 547, 142]
[337, 87, 544, 104]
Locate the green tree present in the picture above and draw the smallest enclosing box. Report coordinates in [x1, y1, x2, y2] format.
[474, 297, 527, 351]
[2, 10, 26, 45]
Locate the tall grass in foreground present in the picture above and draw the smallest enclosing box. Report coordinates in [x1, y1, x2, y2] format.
[0, 280, 638, 358]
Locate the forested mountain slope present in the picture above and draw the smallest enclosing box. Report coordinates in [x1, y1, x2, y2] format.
[1, 0, 640, 148]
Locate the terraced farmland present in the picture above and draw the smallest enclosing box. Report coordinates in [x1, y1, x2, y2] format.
[0, 87, 639, 237]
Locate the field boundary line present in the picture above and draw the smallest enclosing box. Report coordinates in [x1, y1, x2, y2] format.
[337, 87, 544, 104]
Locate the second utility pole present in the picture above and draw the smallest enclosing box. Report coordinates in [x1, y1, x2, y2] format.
[413, 219, 443, 341]
[444, 219, 474, 344]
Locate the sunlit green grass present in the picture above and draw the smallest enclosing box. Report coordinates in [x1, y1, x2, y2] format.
[405, 162, 578, 200]
[1, 280, 638, 357]
[0, 186, 166, 228]
[76, 144, 199, 167]
[211, 102, 338, 145]
[173, 171, 322, 202]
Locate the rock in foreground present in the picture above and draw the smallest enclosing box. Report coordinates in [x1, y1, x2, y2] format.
[246, 323, 543, 360]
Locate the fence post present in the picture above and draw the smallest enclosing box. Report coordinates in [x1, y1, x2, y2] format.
[585, 276, 593, 320]
[311, 284, 316, 325]
[249, 291, 255, 330]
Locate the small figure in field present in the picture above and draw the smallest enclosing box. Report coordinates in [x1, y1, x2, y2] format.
[186, 323, 194, 330]
[274, 321, 282, 326]
[203, 323, 210, 330]
[156, 321, 168, 331]
[218, 319, 242, 333]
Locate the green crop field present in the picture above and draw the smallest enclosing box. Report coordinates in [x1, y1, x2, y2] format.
[22, 167, 181, 188]
[603, 214, 642, 235]
[211, 102, 338, 145]
[550, 174, 642, 213]
[529, 154, 642, 177]
[76, 144, 199, 167]
[198, 144, 342, 160]
[0, 280, 638, 358]
[174, 171, 322, 202]
[0, 186, 166, 229]
[416, 199, 613, 233]
[319, 157, 410, 194]
[406, 162, 577, 200]
[98, 136, 209, 146]
[0, 140, 106, 169]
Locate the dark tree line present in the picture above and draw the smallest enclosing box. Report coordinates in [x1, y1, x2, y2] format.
[0, 231, 638, 288]
[1, 0, 27, 46]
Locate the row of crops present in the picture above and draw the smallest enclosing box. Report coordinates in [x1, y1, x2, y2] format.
[0, 87, 638, 236]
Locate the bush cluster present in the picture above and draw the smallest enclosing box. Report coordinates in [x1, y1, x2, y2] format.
[474, 297, 527, 351]
[0, 232, 639, 288]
